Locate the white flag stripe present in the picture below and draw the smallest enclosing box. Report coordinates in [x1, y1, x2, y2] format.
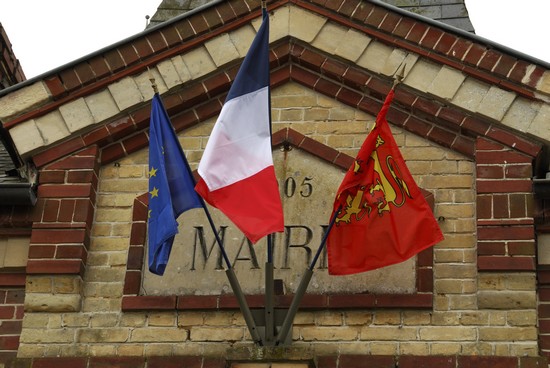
[198, 86, 273, 191]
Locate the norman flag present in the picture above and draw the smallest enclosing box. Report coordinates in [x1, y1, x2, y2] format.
[195, 8, 284, 243]
[327, 89, 444, 275]
[148, 93, 202, 275]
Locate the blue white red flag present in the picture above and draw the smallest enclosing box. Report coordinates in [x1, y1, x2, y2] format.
[195, 9, 284, 243]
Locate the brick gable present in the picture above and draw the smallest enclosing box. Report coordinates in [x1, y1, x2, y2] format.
[0, 1, 549, 367]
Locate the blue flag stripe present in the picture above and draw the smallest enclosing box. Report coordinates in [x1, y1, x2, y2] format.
[226, 9, 269, 101]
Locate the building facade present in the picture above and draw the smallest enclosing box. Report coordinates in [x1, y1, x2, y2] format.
[1, 0, 550, 367]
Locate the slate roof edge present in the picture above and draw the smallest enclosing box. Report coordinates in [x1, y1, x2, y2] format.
[369, 0, 550, 68]
[0, 125, 22, 167]
[0, 0, 548, 99]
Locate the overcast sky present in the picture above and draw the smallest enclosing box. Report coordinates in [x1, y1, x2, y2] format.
[0, 0, 548, 79]
[465, 0, 550, 63]
[0, 0, 159, 78]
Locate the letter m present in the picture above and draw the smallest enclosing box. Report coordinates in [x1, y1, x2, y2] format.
[191, 226, 226, 270]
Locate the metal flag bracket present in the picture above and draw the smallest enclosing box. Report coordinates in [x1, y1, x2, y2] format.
[148, 68, 159, 94]
[393, 62, 406, 87]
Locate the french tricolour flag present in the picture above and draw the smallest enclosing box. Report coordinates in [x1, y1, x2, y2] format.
[195, 8, 284, 243]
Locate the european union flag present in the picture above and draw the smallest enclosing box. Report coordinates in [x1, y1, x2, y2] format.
[148, 93, 202, 275]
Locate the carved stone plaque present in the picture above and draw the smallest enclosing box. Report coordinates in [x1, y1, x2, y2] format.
[142, 148, 416, 296]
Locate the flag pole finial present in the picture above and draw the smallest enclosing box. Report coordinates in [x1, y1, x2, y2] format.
[148, 68, 159, 94]
[393, 63, 406, 88]
[261, 0, 267, 9]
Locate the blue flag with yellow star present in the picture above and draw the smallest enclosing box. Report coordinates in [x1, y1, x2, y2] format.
[148, 93, 202, 275]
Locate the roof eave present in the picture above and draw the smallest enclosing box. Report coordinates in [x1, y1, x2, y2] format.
[0, 182, 37, 206]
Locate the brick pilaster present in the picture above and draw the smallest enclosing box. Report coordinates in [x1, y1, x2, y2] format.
[475, 137, 536, 272]
[25, 145, 99, 312]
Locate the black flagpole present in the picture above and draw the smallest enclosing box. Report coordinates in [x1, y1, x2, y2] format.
[275, 206, 341, 345]
[265, 236, 275, 345]
[202, 205, 263, 346]
[263, 0, 276, 346]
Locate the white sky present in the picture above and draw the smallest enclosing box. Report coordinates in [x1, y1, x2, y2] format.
[0, 0, 160, 78]
[465, 0, 550, 64]
[0, 0, 548, 79]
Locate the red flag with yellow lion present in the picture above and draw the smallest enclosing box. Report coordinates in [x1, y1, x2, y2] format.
[327, 88, 444, 275]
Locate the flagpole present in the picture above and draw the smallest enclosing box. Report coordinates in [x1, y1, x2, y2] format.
[199, 195, 263, 345]
[195, 195, 264, 345]
[274, 206, 341, 345]
[148, 77, 263, 345]
[261, 0, 277, 345]
[149, 70, 159, 94]
[194, 174, 263, 345]
[187, 150, 264, 346]
[265, 237, 275, 345]
[200, 187, 263, 345]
